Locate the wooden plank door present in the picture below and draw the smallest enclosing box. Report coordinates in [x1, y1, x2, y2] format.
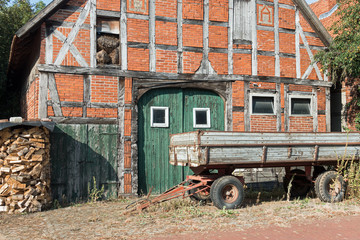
[138, 88, 224, 194]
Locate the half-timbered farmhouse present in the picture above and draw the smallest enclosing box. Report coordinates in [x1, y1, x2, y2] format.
[7, 0, 338, 199]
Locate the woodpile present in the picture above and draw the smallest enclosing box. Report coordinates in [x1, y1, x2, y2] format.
[97, 34, 120, 65]
[0, 126, 51, 213]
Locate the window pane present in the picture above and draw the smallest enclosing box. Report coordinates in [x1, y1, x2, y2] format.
[291, 98, 311, 115]
[252, 96, 274, 114]
[196, 110, 207, 125]
[193, 108, 210, 128]
[153, 109, 165, 124]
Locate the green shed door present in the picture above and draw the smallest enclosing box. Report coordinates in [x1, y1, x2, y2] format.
[138, 88, 224, 194]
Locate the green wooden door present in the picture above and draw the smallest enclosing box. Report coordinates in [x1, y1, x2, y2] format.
[51, 124, 118, 202]
[138, 88, 224, 194]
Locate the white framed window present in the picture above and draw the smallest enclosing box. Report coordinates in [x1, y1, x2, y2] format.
[290, 96, 312, 116]
[193, 108, 211, 128]
[150, 106, 169, 127]
[250, 94, 276, 115]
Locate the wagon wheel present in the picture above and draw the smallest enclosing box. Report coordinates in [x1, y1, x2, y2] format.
[315, 170, 346, 203]
[188, 181, 211, 203]
[283, 169, 311, 198]
[210, 175, 244, 209]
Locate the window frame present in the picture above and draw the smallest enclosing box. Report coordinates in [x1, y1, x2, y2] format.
[150, 106, 169, 128]
[193, 108, 211, 128]
[289, 95, 312, 116]
[250, 93, 276, 115]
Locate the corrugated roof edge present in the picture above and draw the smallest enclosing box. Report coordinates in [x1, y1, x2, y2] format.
[0, 120, 55, 132]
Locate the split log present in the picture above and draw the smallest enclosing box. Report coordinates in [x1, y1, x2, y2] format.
[96, 50, 111, 64]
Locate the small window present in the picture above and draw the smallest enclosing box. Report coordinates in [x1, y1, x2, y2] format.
[96, 17, 120, 65]
[291, 98, 311, 115]
[193, 108, 211, 128]
[151, 106, 169, 127]
[252, 96, 275, 114]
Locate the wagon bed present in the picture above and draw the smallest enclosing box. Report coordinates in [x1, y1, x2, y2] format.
[169, 131, 360, 171]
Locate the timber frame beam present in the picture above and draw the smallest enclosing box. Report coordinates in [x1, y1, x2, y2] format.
[37, 64, 333, 87]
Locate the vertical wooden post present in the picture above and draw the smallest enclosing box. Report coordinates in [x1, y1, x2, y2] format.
[228, 0, 234, 75]
[312, 86, 318, 132]
[284, 84, 289, 132]
[274, 0, 280, 77]
[226, 82, 233, 131]
[38, 72, 48, 119]
[118, 78, 125, 194]
[325, 87, 331, 132]
[177, 0, 183, 74]
[295, 8, 301, 79]
[90, 0, 97, 68]
[83, 75, 91, 117]
[45, 25, 53, 64]
[276, 83, 282, 131]
[244, 81, 250, 131]
[149, 0, 156, 72]
[251, 0, 257, 76]
[120, 0, 127, 70]
[48, 73, 63, 117]
[203, 0, 210, 74]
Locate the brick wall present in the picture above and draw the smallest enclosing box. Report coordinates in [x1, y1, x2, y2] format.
[26, 0, 331, 132]
[16, 0, 339, 196]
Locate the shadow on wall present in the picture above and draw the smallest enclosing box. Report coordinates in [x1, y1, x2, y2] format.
[50, 124, 119, 204]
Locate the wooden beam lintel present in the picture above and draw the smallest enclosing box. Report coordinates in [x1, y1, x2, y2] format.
[37, 64, 333, 87]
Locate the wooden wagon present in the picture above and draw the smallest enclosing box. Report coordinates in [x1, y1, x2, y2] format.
[167, 131, 360, 209]
[127, 130, 360, 212]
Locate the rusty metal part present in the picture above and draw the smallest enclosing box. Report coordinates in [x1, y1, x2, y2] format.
[124, 176, 211, 214]
[124, 174, 245, 214]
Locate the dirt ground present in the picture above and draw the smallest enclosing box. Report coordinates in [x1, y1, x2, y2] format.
[1, 193, 360, 240]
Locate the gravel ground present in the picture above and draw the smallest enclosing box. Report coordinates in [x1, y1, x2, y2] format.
[1, 194, 360, 240]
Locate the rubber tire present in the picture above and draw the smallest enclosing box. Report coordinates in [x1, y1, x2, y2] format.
[315, 170, 346, 203]
[188, 181, 211, 202]
[313, 166, 326, 180]
[283, 169, 311, 198]
[314, 171, 326, 202]
[210, 176, 244, 210]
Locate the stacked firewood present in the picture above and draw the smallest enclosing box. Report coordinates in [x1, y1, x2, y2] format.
[0, 126, 51, 213]
[96, 34, 120, 65]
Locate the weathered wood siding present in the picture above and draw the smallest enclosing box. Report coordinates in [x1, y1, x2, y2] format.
[170, 131, 360, 167]
[51, 124, 118, 202]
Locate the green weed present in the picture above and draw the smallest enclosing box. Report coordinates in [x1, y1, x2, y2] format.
[88, 176, 105, 203]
